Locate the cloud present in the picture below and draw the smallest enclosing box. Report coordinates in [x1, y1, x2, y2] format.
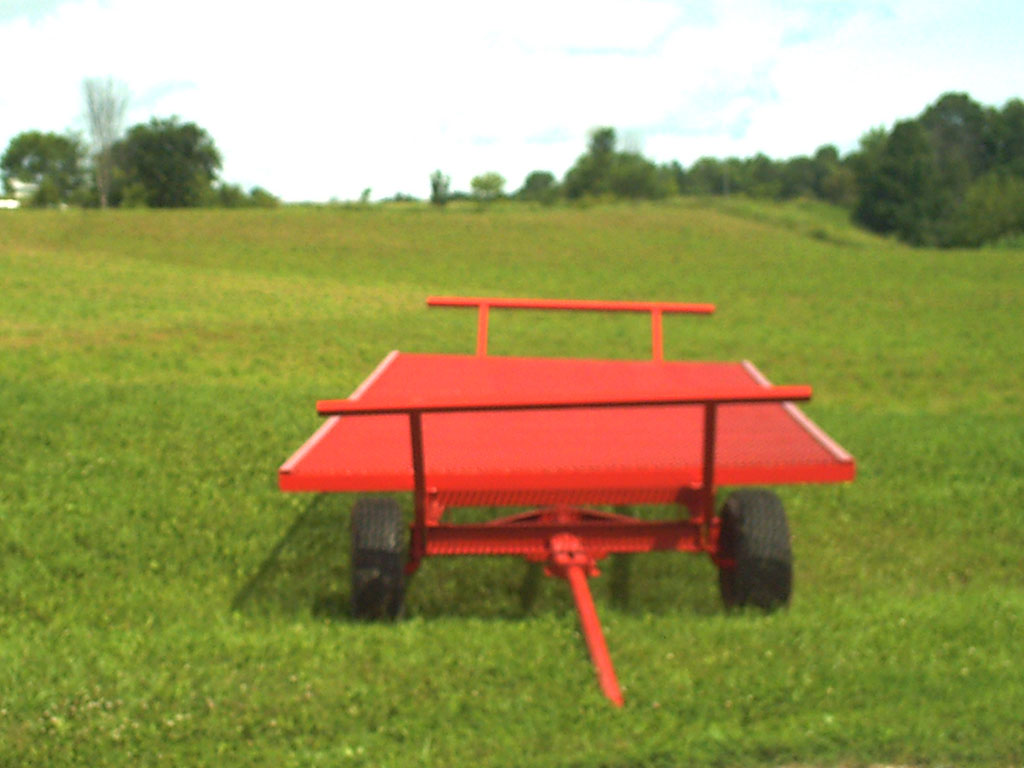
[0, 0, 78, 24]
[132, 81, 197, 112]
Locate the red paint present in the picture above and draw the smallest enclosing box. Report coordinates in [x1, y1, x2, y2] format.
[427, 295, 714, 361]
[552, 536, 624, 708]
[279, 297, 856, 706]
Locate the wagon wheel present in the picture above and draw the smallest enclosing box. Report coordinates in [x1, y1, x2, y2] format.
[717, 489, 792, 611]
[351, 497, 406, 620]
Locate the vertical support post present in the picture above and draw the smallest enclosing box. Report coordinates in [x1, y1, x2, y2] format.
[565, 564, 624, 707]
[407, 411, 427, 572]
[700, 403, 718, 526]
[476, 303, 490, 356]
[650, 307, 664, 362]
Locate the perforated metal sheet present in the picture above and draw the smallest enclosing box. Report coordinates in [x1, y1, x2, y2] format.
[280, 353, 854, 504]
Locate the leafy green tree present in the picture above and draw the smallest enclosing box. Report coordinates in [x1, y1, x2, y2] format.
[249, 187, 279, 208]
[722, 158, 745, 195]
[667, 160, 687, 194]
[215, 182, 248, 208]
[777, 155, 814, 199]
[589, 127, 616, 157]
[746, 153, 782, 198]
[470, 172, 505, 202]
[994, 98, 1024, 176]
[212, 183, 279, 208]
[518, 170, 558, 204]
[817, 164, 856, 207]
[920, 92, 994, 184]
[853, 120, 940, 244]
[919, 93, 996, 241]
[430, 170, 450, 206]
[1, 131, 87, 206]
[812, 145, 856, 206]
[849, 93, 1024, 246]
[563, 128, 674, 200]
[113, 117, 221, 207]
[563, 127, 616, 198]
[686, 157, 725, 195]
[847, 126, 889, 207]
[608, 153, 674, 199]
[955, 172, 1024, 245]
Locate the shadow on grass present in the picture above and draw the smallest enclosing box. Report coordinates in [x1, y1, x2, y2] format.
[232, 495, 723, 621]
[231, 494, 353, 620]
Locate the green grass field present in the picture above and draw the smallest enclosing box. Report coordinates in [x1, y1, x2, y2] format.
[1, 200, 1022, 766]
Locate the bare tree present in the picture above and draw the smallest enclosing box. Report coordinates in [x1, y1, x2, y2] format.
[83, 78, 128, 207]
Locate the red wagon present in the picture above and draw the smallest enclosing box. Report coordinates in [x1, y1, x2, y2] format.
[279, 297, 855, 706]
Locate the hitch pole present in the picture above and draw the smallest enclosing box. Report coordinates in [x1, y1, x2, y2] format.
[565, 563, 624, 707]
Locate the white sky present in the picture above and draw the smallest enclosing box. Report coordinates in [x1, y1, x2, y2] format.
[1, 0, 1022, 201]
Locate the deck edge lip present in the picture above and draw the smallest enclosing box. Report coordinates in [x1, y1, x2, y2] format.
[349, 349, 400, 401]
[741, 359, 854, 464]
[282, 350, 401, 476]
[279, 416, 341, 475]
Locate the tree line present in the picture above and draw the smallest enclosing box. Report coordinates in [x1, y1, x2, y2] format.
[424, 129, 854, 211]
[1, 119, 278, 209]
[851, 93, 1024, 246]
[495, 130, 857, 206]
[1, 78, 278, 209]
[6, 83, 1022, 247]
[434, 92, 1022, 248]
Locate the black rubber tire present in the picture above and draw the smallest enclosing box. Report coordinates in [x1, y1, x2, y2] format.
[717, 489, 792, 611]
[351, 497, 406, 620]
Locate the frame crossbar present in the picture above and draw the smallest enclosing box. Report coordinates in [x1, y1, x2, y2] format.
[426, 295, 715, 361]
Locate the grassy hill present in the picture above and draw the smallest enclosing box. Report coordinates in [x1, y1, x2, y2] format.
[1, 200, 1021, 766]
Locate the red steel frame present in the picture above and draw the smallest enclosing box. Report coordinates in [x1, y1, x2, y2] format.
[426, 295, 715, 361]
[281, 297, 857, 706]
[290, 297, 848, 708]
[317, 393, 807, 707]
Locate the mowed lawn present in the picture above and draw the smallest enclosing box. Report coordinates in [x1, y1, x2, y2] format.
[1, 201, 1021, 766]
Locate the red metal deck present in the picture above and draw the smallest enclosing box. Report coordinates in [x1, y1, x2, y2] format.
[279, 352, 854, 506]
